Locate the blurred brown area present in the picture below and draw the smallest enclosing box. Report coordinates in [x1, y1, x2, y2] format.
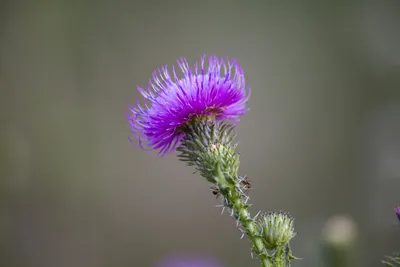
[1, 1, 400, 266]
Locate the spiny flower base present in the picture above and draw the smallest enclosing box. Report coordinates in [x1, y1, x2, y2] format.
[176, 120, 297, 267]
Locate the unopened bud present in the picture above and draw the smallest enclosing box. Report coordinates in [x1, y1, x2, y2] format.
[322, 215, 357, 247]
[260, 211, 296, 250]
[321, 215, 358, 267]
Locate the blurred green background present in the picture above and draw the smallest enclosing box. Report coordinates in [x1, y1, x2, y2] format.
[1, 1, 400, 266]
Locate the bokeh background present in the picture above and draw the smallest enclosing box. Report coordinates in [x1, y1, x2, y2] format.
[1, 1, 400, 266]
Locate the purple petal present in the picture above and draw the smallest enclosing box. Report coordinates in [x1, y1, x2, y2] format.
[157, 255, 224, 267]
[126, 55, 251, 155]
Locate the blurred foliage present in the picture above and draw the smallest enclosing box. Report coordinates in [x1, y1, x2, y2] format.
[382, 254, 400, 267]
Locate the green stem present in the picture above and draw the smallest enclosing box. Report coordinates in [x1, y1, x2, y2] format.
[217, 169, 273, 267]
[273, 247, 285, 267]
[177, 120, 293, 266]
[230, 188, 273, 267]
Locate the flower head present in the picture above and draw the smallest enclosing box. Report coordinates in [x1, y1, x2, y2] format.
[126, 55, 250, 155]
[395, 207, 400, 221]
[322, 215, 357, 247]
[259, 211, 296, 250]
[157, 255, 223, 267]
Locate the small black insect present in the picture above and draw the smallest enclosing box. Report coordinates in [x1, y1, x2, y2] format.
[241, 176, 251, 190]
[210, 185, 221, 199]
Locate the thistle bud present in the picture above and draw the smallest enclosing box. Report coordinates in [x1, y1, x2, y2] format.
[321, 215, 357, 267]
[259, 211, 296, 250]
[322, 215, 357, 248]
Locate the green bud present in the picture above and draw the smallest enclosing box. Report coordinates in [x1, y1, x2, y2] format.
[321, 215, 357, 267]
[259, 211, 296, 250]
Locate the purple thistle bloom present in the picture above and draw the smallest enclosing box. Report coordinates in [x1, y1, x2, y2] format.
[126, 55, 251, 155]
[157, 255, 223, 267]
[395, 206, 400, 221]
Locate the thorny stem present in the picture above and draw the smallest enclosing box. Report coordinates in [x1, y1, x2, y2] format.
[216, 169, 273, 267]
[177, 120, 294, 267]
[273, 247, 285, 267]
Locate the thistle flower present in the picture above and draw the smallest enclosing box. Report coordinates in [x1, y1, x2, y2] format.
[158, 255, 223, 267]
[126, 55, 250, 155]
[322, 215, 357, 248]
[126, 55, 298, 267]
[395, 207, 400, 221]
[321, 215, 357, 267]
[382, 208, 400, 266]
